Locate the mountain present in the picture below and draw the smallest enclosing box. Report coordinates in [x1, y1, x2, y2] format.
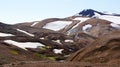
[0, 9, 120, 66]
[74, 9, 120, 24]
[75, 9, 106, 17]
[75, 9, 120, 17]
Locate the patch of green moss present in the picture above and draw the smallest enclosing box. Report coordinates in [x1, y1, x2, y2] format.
[39, 47, 46, 50]
[46, 46, 52, 49]
[47, 57, 56, 61]
[34, 53, 56, 61]
[39, 46, 52, 51]
[34, 53, 46, 58]
[8, 50, 18, 55]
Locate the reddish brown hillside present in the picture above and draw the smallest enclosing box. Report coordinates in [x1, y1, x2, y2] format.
[67, 32, 120, 63]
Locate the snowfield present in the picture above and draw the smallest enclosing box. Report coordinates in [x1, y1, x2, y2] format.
[4, 40, 45, 50]
[43, 21, 72, 31]
[0, 32, 15, 37]
[98, 15, 120, 24]
[93, 14, 120, 28]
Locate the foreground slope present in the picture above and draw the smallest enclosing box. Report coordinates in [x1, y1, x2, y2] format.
[67, 32, 120, 63]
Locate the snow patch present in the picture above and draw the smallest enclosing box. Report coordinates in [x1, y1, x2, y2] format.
[43, 21, 72, 31]
[17, 29, 34, 37]
[4, 40, 45, 50]
[72, 17, 90, 29]
[65, 40, 74, 42]
[0, 32, 15, 37]
[52, 40, 61, 44]
[53, 49, 64, 54]
[31, 21, 39, 27]
[40, 37, 45, 40]
[92, 12, 101, 18]
[110, 23, 120, 29]
[83, 24, 92, 31]
[73, 17, 90, 22]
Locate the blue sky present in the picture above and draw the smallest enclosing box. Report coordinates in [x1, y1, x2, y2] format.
[0, 0, 120, 24]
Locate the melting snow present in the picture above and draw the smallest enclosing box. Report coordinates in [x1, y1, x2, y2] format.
[52, 40, 61, 44]
[65, 40, 74, 42]
[31, 21, 39, 27]
[0, 32, 15, 37]
[72, 17, 90, 29]
[73, 17, 90, 22]
[40, 37, 45, 40]
[17, 29, 34, 37]
[53, 49, 64, 54]
[83, 24, 92, 31]
[92, 12, 101, 18]
[4, 40, 45, 50]
[98, 15, 120, 24]
[110, 23, 120, 29]
[43, 21, 72, 31]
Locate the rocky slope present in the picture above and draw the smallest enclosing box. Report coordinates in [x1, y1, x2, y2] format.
[67, 32, 120, 64]
[0, 22, 82, 64]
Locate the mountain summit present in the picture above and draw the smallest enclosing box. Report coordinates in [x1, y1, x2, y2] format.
[77, 9, 105, 17]
[75, 9, 120, 17]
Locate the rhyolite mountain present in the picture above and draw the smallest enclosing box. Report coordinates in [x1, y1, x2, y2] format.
[67, 31, 120, 64]
[0, 9, 120, 66]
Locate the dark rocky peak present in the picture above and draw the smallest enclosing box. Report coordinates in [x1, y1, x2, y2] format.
[76, 9, 120, 17]
[78, 9, 106, 17]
